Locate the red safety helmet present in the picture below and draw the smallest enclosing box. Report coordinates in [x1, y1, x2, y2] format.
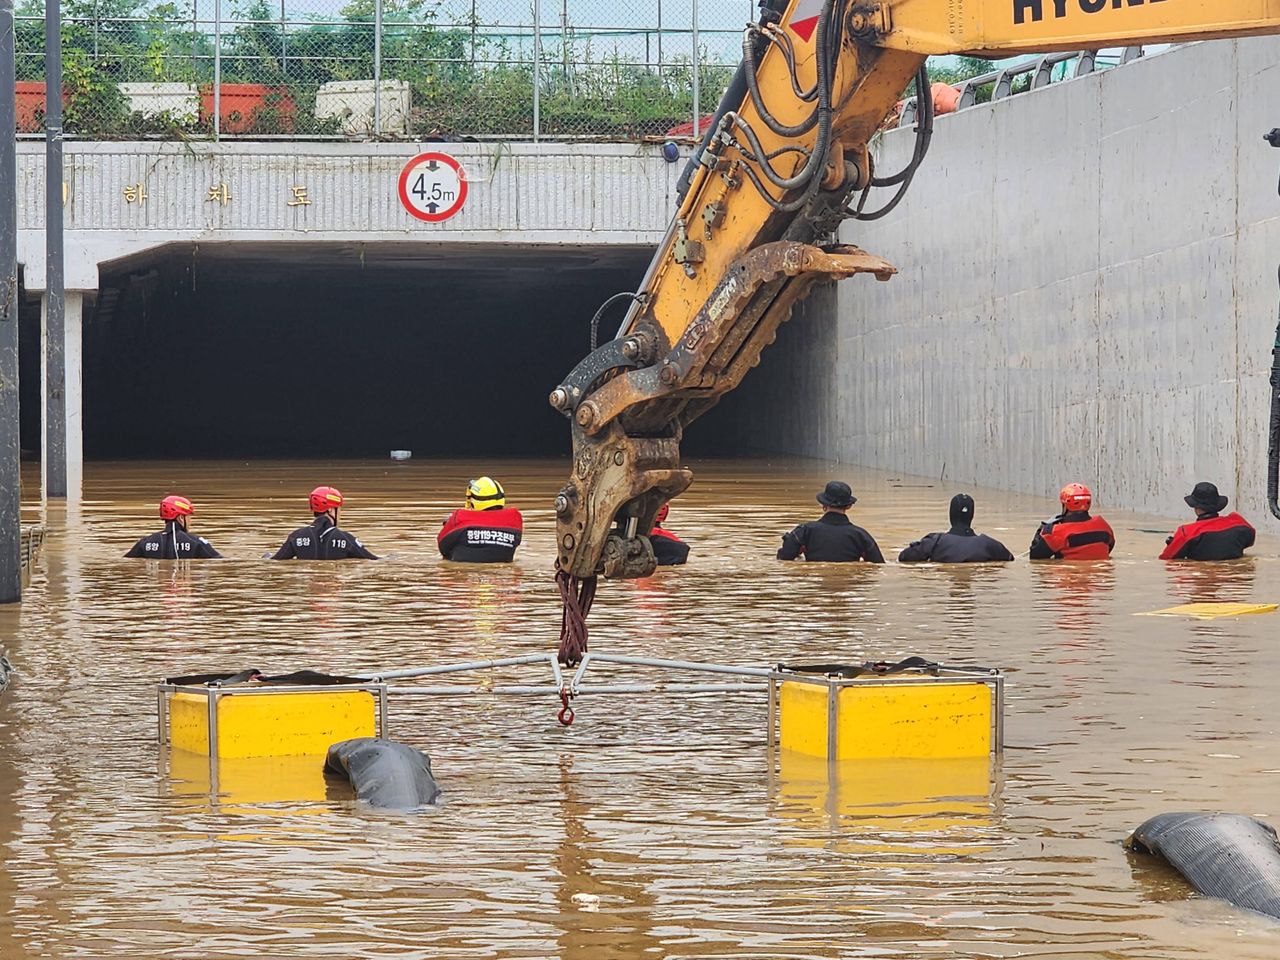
[159, 495, 194, 521]
[655, 503, 670, 525]
[309, 486, 345, 513]
[1059, 482, 1092, 512]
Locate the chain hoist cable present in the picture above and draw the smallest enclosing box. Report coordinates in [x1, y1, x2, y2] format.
[556, 565, 596, 667]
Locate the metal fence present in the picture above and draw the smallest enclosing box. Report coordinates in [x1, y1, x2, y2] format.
[12, 0, 749, 140]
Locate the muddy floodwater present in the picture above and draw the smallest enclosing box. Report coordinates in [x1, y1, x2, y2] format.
[1, 458, 1278, 959]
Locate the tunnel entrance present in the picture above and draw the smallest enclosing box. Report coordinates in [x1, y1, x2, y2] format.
[86, 243, 652, 459]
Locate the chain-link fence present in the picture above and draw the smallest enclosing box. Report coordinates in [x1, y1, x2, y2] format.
[12, 0, 748, 139]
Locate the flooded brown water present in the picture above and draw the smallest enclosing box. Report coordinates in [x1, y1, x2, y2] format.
[1, 458, 1279, 959]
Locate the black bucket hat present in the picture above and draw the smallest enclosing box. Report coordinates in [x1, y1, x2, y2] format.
[817, 480, 856, 508]
[1184, 481, 1228, 513]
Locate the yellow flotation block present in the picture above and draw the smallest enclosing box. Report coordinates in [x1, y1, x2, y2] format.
[1138, 602, 1278, 620]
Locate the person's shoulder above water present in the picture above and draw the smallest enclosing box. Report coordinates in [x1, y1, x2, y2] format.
[1159, 482, 1255, 561]
[125, 495, 222, 559]
[273, 486, 378, 560]
[1029, 483, 1114, 560]
[777, 480, 884, 563]
[439, 477, 522, 563]
[898, 530, 943, 563]
[650, 503, 690, 566]
[899, 494, 1013, 563]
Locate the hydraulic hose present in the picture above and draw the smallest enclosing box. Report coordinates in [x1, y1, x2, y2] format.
[589, 290, 641, 350]
[851, 64, 933, 221]
[731, 0, 841, 214]
[742, 24, 821, 138]
[676, 61, 746, 203]
[675, 0, 790, 203]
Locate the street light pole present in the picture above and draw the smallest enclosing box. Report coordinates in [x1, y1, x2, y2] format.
[0, 0, 23, 601]
[45, 0, 67, 499]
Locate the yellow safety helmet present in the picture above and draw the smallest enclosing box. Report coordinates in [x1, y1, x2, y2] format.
[466, 476, 505, 511]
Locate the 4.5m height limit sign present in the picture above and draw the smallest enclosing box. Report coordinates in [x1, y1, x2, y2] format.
[398, 152, 468, 223]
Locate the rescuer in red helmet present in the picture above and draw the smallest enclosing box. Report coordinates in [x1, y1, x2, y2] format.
[1029, 483, 1115, 560]
[648, 502, 690, 566]
[125, 495, 222, 559]
[271, 486, 379, 560]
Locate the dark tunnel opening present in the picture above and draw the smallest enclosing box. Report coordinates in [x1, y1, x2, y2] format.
[86, 243, 657, 459]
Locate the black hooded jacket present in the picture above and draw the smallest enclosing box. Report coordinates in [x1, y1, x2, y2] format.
[898, 526, 1014, 563]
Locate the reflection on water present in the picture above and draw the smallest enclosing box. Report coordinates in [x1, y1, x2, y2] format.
[1, 458, 1279, 958]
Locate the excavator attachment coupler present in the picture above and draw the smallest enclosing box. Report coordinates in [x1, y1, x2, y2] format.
[552, 241, 895, 581]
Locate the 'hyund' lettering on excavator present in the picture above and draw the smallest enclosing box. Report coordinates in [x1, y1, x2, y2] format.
[1014, 0, 1167, 26]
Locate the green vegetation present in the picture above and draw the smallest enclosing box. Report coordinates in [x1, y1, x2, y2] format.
[12, 0, 734, 139]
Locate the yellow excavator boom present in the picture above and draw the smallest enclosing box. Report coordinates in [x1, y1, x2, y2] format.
[548, 0, 1280, 663]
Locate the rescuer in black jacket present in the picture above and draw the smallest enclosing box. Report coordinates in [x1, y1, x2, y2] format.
[898, 494, 1015, 563]
[272, 486, 379, 560]
[777, 481, 885, 563]
[125, 495, 222, 559]
[1159, 482, 1256, 561]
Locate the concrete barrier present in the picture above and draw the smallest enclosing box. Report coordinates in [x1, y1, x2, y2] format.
[119, 83, 200, 123]
[315, 80, 411, 137]
[745, 37, 1280, 527]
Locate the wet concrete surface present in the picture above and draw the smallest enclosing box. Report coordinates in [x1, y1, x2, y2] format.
[1, 457, 1278, 958]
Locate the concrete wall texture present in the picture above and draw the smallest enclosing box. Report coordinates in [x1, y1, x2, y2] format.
[752, 37, 1280, 527]
[16, 141, 679, 289]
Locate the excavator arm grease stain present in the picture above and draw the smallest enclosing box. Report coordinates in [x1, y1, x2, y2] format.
[549, 0, 1280, 665]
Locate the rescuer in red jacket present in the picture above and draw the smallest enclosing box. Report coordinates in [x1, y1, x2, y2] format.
[649, 503, 690, 566]
[1159, 482, 1255, 561]
[1029, 483, 1115, 560]
[438, 476, 523, 563]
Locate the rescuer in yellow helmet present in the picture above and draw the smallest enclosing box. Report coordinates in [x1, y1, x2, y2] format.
[438, 476, 524, 563]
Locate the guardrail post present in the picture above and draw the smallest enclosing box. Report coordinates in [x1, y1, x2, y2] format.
[690, 0, 699, 138]
[532, 0, 541, 141]
[213, 0, 222, 138]
[373, 0, 382, 136]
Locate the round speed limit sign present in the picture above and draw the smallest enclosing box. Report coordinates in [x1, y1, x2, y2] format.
[397, 151, 468, 223]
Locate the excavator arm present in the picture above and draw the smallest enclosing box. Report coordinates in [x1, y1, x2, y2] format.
[549, 0, 1280, 663]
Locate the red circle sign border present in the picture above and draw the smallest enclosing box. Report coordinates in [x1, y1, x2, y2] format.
[397, 151, 469, 223]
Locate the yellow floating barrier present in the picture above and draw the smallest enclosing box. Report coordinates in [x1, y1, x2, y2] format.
[774, 753, 995, 855]
[158, 681, 387, 759]
[769, 659, 1003, 761]
[1138, 602, 1278, 620]
[168, 750, 332, 812]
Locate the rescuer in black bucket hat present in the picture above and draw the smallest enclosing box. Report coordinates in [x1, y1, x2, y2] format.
[777, 481, 884, 563]
[1159, 482, 1256, 561]
[898, 493, 1015, 563]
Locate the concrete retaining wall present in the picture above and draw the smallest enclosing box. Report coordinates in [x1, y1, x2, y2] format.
[747, 37, 1280, 526]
